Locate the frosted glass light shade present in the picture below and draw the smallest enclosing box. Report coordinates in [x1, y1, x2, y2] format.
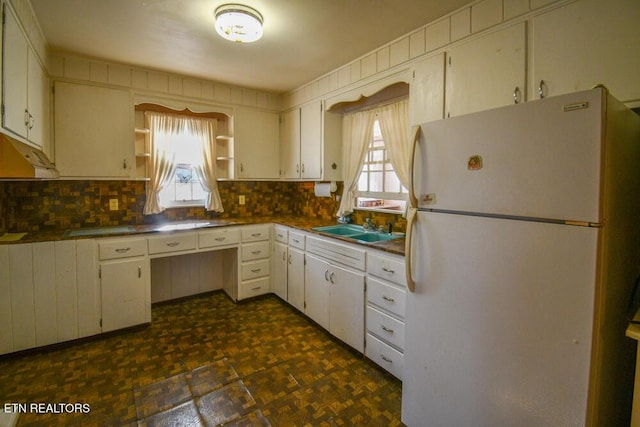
[215, 4, 263, 43]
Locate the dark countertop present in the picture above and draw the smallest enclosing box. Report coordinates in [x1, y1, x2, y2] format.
[0, 216, 405, 256]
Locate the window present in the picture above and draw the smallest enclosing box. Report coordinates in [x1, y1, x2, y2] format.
[157, 129, 208, 208]
[355, 119, 407, 212]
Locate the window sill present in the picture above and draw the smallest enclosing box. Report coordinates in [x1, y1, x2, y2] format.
[354, 206, 405, 215]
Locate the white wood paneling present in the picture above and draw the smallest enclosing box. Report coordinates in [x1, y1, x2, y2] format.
[9, 244, 35, 351]
[0, 246, 13, 354]
[55, 240, 78, 342]
[33, 242, 57, 346]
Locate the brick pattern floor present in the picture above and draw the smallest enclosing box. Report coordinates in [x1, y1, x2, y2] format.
[0, 292, 403, 426]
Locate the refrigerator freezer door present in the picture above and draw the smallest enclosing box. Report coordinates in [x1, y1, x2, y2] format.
[415, 88, 604, 223]
[402, 211, 598, 426]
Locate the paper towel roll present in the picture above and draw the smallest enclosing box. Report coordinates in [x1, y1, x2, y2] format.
[314, 183, 332, 197]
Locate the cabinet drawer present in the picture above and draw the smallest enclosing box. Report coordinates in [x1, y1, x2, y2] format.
[366, 333, 404, 380]
[288, 231, 305, 250]
[366, 306, 405, 350]
[241, 259, 270, 280]
[148, 233, 197, 255]
[99, 238, 147, 260]
[199, 228, 240, 248]
[241, 241, 270, 261]
[239, 277, 270, 300]
[241, 225, 270, 242]
[273, 225, 288, 243]
[367, 277, 406, 319]
[367, 252, 406, 286]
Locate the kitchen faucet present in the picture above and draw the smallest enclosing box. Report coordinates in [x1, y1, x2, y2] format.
[364, 217, 374, 230]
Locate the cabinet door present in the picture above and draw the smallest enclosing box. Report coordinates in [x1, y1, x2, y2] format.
[54, 81, 133, 178]
[300, 101, 322, 179]
[27, 49, 48, 149]
[304, 253, 329, 329]
[0, 246, 12, 355]
[280, 109, 300, 179]
[2, 5, 28, 139]
[532, 0, 640, 101]
[235, 108, 280, 179]
[8, 244, 36, 351]
[288, 247, 305, 312]
[101, 259, 148, 332]
[329, 263, 365, 352]
[446, 23, 526, 118]
[272, 241, 288, 300]
[410, 53, 446, 126]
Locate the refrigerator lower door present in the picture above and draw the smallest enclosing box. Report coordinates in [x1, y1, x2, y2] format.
[402, 211, 598, 426]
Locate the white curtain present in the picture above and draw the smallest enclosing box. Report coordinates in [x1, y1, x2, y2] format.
[336, 108, 376, 217]
[377, 98, 411, 213]
[144, 111, 182, 214]
[143, 111, 224, 214]
[190, 117, 224, 212]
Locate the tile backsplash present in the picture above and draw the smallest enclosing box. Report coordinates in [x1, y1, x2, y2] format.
[0, 180, 405, 234]
[0, 180, 353, 233]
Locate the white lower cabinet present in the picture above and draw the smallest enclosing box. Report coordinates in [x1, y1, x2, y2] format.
[272, 240, 288, 300]
[99, 237, 150, 332]
[365, 251, 407, 379]
[305, 236, 366, 353]
[0, 240, 100, 355]
[237, 225, 271, 301]
[287, 247, 305, 312]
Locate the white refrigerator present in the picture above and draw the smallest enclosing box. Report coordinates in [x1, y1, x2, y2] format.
[402, 88, 640, 426]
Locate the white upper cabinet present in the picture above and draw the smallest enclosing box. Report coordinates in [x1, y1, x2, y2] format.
[445, 23, 526, 118]
[532, 0, 640, 102]
[2, 4, 49, 149]
[280, 108, 300, 179]
[300, 101, 322, 179]
[54, 81, 133, 178]
[280, 100, 342, 181]
[410, 53, 446, 126]
[234, 107, 280, 179]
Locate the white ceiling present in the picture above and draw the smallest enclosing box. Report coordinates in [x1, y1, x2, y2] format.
[29, 0, 471, 94]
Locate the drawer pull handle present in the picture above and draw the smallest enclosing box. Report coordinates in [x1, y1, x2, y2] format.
[283, 252, 287, 261]
[251, 250, 262, 255]
[214, 237, 226, 241]
[115, 247, 131, 253]
[251, 268, 262, 273]
[288, 254, 292, 264]
[166, 242, 180, 247]
[329, 272, 336, 284]
[293, 238, 300, 243]
[324, 269, 329, 281]
[382, 267, 395, 274]
[381, 325, 394, 334]
[251, 233, 262, 237]
[251, 286, 262, 291]
[382, 295, 395, 303]
[138, 266, 142, 278]
[277, 233, 284, 238]
[380, 354, 393, 363]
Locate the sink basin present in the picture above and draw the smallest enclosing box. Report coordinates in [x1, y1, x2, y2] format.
[348, 232, 402, 243]
[63, 225, 136, 238]
[312, 224, 404, 243]
[155, 221, 218, 232]
[312, 224, 365, 236]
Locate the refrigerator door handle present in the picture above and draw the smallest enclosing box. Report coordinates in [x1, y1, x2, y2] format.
[408, 126, 421, 209]
[405, 207, 417, 292]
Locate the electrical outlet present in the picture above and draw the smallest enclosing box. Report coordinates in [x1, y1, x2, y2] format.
[109, 199, 119, 211]
[239, 195, 245, 205]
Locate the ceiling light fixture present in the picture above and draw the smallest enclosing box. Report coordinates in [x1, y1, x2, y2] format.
[214, 3, 263, 43]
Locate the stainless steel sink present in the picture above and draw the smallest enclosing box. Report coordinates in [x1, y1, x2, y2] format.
[154, 221, 218, 232]
[63, 225, 136, 238]
[312, 224, 404, 243]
